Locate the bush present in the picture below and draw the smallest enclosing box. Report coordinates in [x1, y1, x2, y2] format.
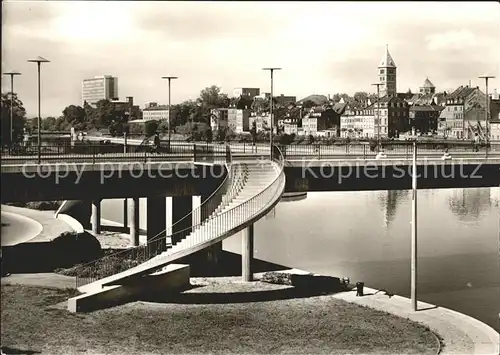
[7, 201, 63, 210]
[145, 120, 159, 137]
[52, 231, 103, 267]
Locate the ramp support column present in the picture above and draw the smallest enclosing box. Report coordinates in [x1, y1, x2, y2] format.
[123, 198, 128, 228]
[242, 224, 254, 282]
[91, 199, 101, 234]
[171, 196, 193, 245]
[147, 196, 167, 253]
[129, 197, 140, 247]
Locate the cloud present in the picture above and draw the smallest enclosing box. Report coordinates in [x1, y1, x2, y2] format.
[2, 1, 499, 117]
[426, 29, 487, 51]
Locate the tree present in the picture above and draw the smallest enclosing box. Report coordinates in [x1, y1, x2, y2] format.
[216, 127, 227, 142]
[1, 92, 27, 146]
[353, 92, 369, 103]
[308, 134, 315, 144]
[302, 100, 316, 109]
[198, 85, 230, 109]
[331, 93, 350, 103]
[204, 127, 213, 143]
[250, 121, 257, 143]
[95, 99, 115, 128]
[144, 120, 159, 137]
[251, 97, 269, 113]
[62, 105, 86, 126]
[40, 116, 57, 131]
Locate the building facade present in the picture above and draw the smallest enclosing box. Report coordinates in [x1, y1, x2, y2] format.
[340, 96, 409, 138]
[143, 103, 169, 122]
[233, 88, 260, 99]
[409, 104, 442, 134]
[437, 85, 487, 140]
[82, 75, 118, 105]
[210, 108, 229, 131]
[228, 108, 250, 133]
[212, 108, 250, 133]
[378, 45, 397, 97]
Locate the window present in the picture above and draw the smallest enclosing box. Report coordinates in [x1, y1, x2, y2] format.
[380, 69, 385, 74]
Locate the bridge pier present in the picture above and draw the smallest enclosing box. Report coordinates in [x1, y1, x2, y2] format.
[242, 224, 254, 282]
[190, 194, 222, 274]
[91, 199, 101, 234]
[123, 198, 128, 228]
[129, 197, 140, 247]
[147, 196, 167, 253]
[171, 196, 193, 245]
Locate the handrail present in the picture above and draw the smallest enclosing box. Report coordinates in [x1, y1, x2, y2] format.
[155, 143, 233, 239]
[75, 145, 285, 287]
[74, 143, 235, 286]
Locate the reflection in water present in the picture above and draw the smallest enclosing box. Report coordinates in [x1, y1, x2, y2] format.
[377, 190, 409, 228]
[448, 188, 491, 222]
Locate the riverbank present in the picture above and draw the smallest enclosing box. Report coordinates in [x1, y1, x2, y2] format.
[1, 274, 439, 355]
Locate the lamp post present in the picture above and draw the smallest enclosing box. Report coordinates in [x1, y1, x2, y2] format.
[411, 138, 418, 311]
[27, 56, 50, 163]
[371, 82, 382, 149]
[478, 75, 495, 151]
[161, 76, 178, 151]
[2, 71, 22, 146]
[263, 67, 281, 159]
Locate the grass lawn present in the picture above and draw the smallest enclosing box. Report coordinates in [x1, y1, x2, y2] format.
[1, 281, 439, 355]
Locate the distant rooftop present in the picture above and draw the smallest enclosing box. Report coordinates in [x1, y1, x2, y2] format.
[422, 77, 435, 88]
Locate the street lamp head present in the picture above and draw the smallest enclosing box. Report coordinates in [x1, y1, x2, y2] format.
[371, 82, 383, 87]
[478, 75, 495, 79]
[27, 56, 50, 63]
[3, 71, 22, 76]
[161, 76, 178, 80]
[262, 68, 282, 71]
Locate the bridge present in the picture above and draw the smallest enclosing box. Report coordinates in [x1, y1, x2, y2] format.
[2, 141, 500, 312]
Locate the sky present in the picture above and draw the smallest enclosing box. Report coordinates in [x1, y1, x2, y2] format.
[2, 1, 500, 118]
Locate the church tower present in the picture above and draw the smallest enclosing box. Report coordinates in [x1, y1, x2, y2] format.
[378, 45, 397, 97]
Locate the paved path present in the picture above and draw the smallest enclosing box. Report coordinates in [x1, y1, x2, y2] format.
[1, 211, 43, 246]
[333, 285, 500, 355]
[1, 205, 74, 244]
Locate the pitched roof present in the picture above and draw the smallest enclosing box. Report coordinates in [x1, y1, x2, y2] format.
[447, 85, 476, 100]
[378, 45, 396, 68]
[409, 104, 442, 112]
[422, 77, 435, 88]
[333, 102, 348, 115]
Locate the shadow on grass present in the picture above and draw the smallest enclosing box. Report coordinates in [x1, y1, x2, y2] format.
[0, 346, 41, 354]
[141, 285, 340, 305]
[179, 250, 289, 277]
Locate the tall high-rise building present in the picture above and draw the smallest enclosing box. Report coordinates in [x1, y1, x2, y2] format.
[82, 75, 118, 105]
[378, 45, 397, 97]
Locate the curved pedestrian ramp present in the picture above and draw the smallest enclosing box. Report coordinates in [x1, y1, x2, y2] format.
[73, 146, 285, 301]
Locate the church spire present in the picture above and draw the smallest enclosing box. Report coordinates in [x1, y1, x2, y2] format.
[379, 45, 396, 68]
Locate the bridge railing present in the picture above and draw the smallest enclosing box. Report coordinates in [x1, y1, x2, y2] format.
[0, 142, 231, 165]
[277, 141, 500, 160]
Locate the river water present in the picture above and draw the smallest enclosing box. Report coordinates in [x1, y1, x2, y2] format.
[101, 187, 500, 330]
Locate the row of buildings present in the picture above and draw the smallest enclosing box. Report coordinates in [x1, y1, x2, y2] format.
[81, 46, 499, 140]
